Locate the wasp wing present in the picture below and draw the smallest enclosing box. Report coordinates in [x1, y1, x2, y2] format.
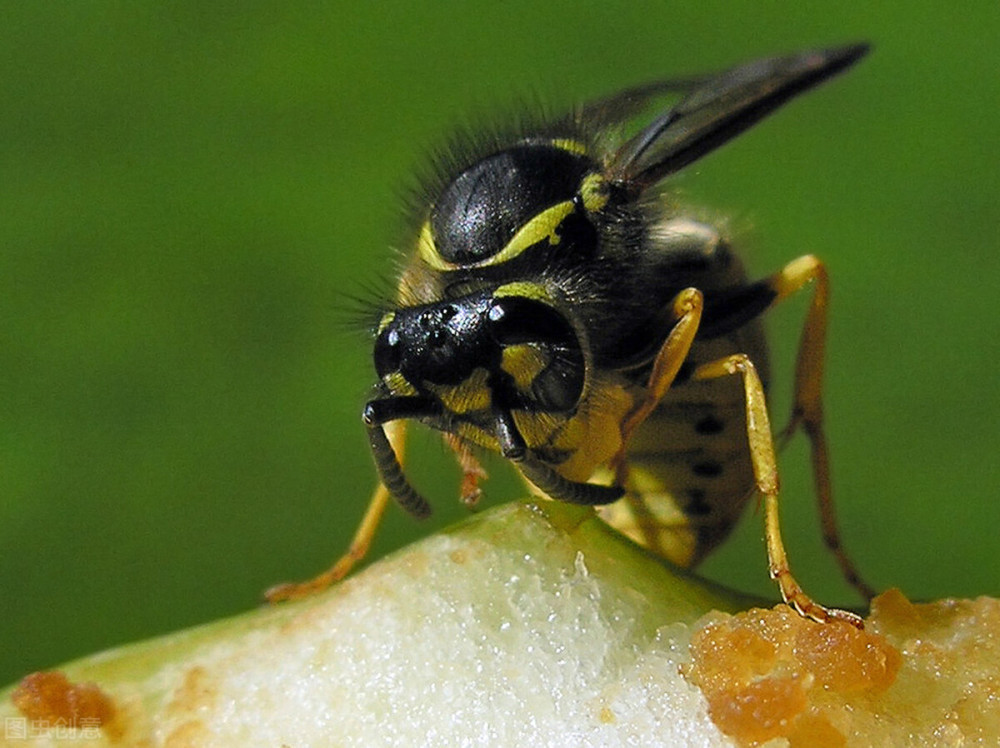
[606, 44, 870, 192]
[576, 76, 708, 132]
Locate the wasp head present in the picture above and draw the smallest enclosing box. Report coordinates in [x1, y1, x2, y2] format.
[373, 287, 587, 415]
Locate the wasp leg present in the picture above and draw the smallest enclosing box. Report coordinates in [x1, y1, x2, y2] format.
[265, 421, 408, 603]
[766, 255, 875, 601]
[443, 433, 488, 507]
[693, 354, 864, 627]
[610, 287, 704, 485]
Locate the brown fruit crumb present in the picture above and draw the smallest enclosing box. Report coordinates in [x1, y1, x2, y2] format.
[684, 603, 900, 746]
[12, 670, 116, 731]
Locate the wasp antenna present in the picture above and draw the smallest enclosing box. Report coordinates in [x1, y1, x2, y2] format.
[492, 408, 621, 505]
[517, 453, 624, 506]
[364, 402, 433, 519]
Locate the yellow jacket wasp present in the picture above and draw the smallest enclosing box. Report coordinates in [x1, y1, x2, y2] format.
[269, 44, 874, 627]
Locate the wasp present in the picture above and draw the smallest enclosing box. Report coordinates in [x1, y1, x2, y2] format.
[269, 44, 875, 627]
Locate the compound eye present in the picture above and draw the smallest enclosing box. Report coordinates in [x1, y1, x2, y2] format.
[430, 144, 594, 266]
[488, 295, 586, 412]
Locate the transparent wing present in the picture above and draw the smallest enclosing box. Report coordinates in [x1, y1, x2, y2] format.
[605, 44, 870, 192]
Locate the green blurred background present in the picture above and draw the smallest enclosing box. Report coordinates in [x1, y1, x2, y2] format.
[2, 3, 998, 686]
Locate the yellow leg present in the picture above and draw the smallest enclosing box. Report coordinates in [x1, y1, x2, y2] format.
[265, 421, 407, 603]
[767, 255, 875, 600]
[693, 354, 864, 628]
[611, 287, 704, 484]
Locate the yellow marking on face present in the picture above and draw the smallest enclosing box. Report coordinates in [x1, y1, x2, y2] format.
[416, 219, 452, 271]
[492, 281, 551, 302]
[377, 311, 395, 335]
[549, 415, 585, 454]
[579, 173, 609, 212]
[382, 371, 417, 397]
[501, 344, 549, 394]
[511, 409, 563, 453]
[484, 200, 575, 266]
[455, 421, 497, 451]
[427, 367, 492, 414]
[551, 138, 588, 155]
